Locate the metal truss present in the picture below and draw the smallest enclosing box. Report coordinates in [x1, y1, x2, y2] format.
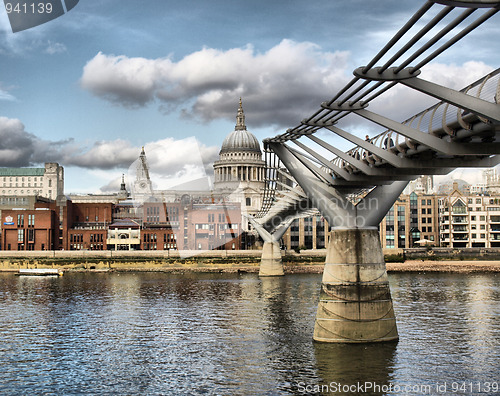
[261, 0, 500, 226]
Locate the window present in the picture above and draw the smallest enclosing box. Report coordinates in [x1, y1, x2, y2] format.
[18, 229, 24, 242]
[476, 198, 481, 204]
[480, 216, 486, 221]
[246, 197, 251, 206]
[427, 200, 431, 205]
[428, 227, 432, 232]
[427, 208, 432, 214]
[452, 200, 467, 214]
[481, 224, 486, 230]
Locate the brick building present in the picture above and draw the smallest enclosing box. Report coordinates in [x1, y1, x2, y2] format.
[2, 206, 58, 251]
[65, 202, 113, 250]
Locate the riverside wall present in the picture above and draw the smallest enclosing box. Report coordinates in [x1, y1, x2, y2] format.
[0, 248, 499, 273]
[0, 249, 326, 273]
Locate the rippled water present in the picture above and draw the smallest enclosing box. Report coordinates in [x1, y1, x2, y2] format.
[0, 272, 498, 395]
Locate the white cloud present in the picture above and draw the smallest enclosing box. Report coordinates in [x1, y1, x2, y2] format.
[338, 60, 496, 132]
[80, 39, 497, 133]
[45, 40, 67, 54]
[0, 115, 220, 193]
[0, 88, 15, 101]
[80, 40, 352, 127]
[126, 136, 218, 194]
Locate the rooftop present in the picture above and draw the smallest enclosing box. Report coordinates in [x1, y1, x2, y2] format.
[0, 168, 45, 176]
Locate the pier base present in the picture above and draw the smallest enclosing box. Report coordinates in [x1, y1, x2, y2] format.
[313, 228, 398, 343]
[259, 241, 284, 277]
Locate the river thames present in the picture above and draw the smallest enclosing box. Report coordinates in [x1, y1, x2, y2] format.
[0, 272, 498, 395]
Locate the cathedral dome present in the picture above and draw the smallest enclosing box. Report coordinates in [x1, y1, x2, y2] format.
[219, 98, 261, 154]
[220, 129, 261, 154]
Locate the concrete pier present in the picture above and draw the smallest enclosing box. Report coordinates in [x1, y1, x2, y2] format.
[259, 241, 284, 276]
[313, 228, 398, 343]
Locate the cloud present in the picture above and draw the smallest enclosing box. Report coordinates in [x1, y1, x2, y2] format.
[44, 40, 67, 54]
[0, 117, 38, 166]
[61, 139, 139, 169]
[0, 116, 219, 192]
[0, 88, 15, 101]
[337, 60, 496, 133]
[80, 39, 497, 132]
[80, 40, 352, 128]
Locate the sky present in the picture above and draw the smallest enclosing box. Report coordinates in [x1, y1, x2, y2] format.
[1, 0, 500, 194]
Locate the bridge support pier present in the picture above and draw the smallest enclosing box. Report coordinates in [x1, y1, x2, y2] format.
[246, 215, 295, 277]
[313, 228, 398, 343]
[259, 241, 284, 276]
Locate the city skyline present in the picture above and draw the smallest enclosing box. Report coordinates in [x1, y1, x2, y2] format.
[1, 1, 500, 193]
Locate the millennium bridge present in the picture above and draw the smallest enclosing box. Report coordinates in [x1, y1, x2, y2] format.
[250, 0, 500, 343]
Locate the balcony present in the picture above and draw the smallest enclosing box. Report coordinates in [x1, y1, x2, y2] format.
[107, 237, 140, 245]
[452, 226, 468, 233]
[452, 235, 469, 241]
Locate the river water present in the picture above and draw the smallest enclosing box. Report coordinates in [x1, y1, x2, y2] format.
[0, 271, 498, 395]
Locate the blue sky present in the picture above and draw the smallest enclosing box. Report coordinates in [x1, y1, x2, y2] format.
[1, 0, 500, 193]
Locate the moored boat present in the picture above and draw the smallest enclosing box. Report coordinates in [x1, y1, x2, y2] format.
[17, 269, 63, 276]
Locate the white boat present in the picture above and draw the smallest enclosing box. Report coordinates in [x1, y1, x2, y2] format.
[17, 268, 63, 276]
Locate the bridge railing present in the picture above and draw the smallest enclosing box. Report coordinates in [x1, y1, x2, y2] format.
[337, 68, 500, 173]
[265, 0, 500, 183]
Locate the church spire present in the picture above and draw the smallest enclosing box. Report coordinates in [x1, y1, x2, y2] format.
[235, 97, 247, 131]
[134, 146, 153, 198]
[120, 174, 126, 191]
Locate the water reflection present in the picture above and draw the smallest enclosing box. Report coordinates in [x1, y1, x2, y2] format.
[314, 342, 397, 394]
[0, 272, 498, 395]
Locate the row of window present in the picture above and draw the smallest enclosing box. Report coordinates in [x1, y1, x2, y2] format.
[143, 243, 178, 250]
[90, 234, 104, 243]
[195, 223, 238, 230]
[2, 189, 46, 195]
[1, 176, 43, 182]
[70, 234, 84, 243]
[143, 233, 178, 243]
[0, 182, 42, 188]
[440, 198, 500, 206]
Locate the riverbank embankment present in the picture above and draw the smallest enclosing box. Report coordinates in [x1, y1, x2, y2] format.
[0, 249, 499, 273]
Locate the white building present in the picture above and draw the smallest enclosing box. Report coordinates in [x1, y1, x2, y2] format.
[0, 162, 64, 200]
[213, 99, 266, 229]
[439, 183, 500, 248]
